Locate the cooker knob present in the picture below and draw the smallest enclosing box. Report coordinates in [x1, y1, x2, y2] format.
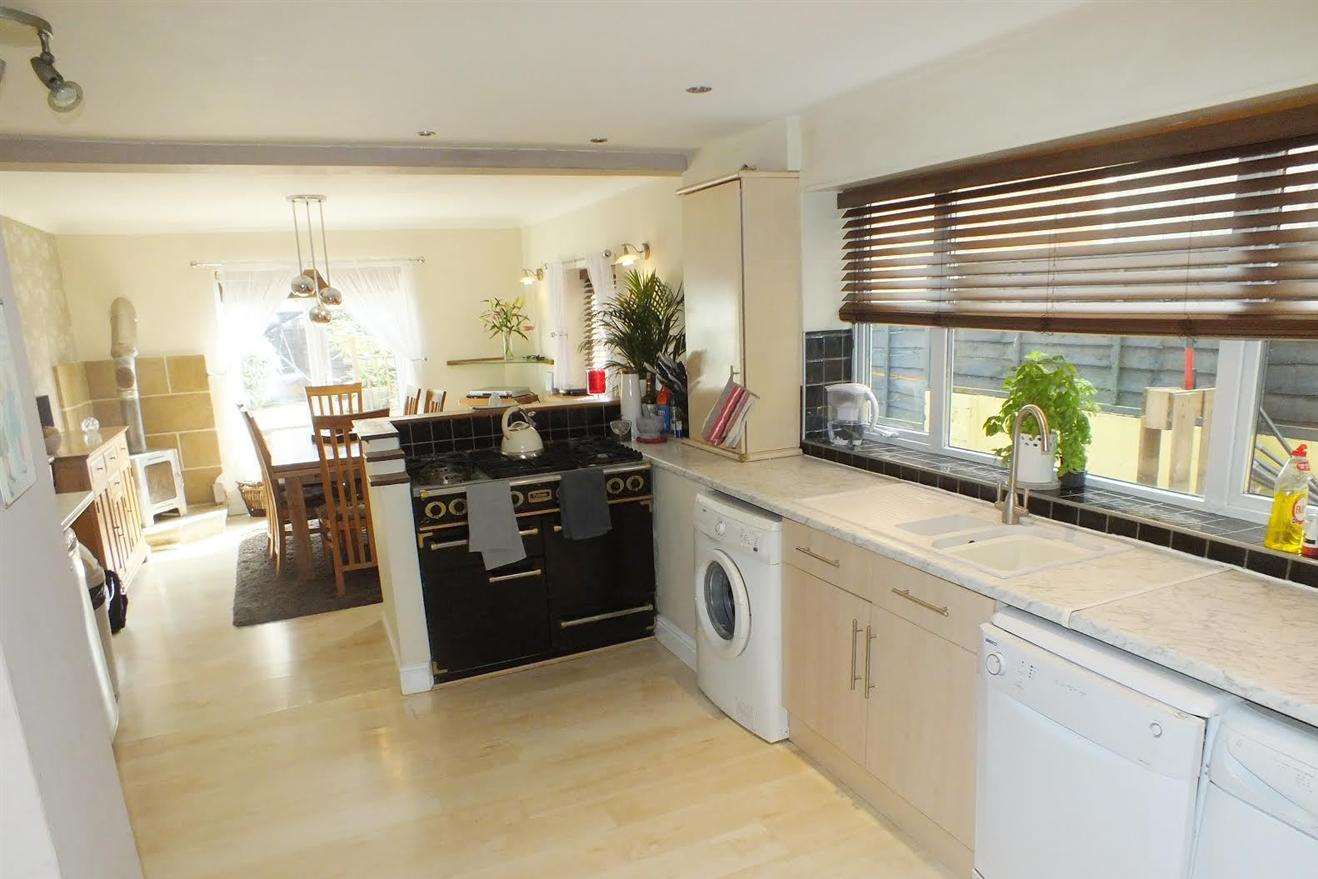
[510, 490, 524, 508]
[449, 497, 467, 517]
[606, 477, 624, 495]
[984, 652, 1004, 676]
[625, 474, 645, 492]
[424, 500, 447, 520]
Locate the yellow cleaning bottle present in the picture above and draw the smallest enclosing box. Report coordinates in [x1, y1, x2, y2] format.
[1264, 444, 1310, 553]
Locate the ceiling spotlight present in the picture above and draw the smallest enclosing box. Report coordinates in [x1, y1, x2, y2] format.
[613, 243, 651, 267]
[417, 129, 436, 137]
[519, 268, 543, 286]
[685, 85, 712, 94]
[589, 136, 609, 144]
[3, 8, 85, 114]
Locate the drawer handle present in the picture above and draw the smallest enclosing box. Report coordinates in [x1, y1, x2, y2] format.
[795, 546, 839, 568]
[488, 568, 542, 584]
[891, 588, 949, 617]
[559, 604, 654, 628]
[849, 618, 862, 691]
[427, 527, 538, 551]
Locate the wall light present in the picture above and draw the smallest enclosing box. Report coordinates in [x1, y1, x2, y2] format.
[519, 268, 544, 286]
[0, 7, 84, 113]
[613, 243, 651, 267]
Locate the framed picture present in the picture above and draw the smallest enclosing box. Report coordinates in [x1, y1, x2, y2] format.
[0, 299, 38, 507]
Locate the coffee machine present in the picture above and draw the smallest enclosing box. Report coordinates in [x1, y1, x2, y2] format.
[825, 382, 883, 448]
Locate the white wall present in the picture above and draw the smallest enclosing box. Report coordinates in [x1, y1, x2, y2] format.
[682, 117, 801, 185]
[796, 0, 1318, 329]
[0, 234, 143, 879]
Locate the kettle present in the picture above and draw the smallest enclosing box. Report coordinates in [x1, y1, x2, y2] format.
[500, 405, 544, 458]
[825, 382, 890, 448]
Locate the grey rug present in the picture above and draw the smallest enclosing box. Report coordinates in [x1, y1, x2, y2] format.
[232, 530, 382, 627]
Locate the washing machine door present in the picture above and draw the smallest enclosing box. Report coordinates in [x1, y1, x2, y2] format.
[695, 549, 752, 659]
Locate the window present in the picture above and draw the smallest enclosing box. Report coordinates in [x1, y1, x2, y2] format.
[852, 324, 1315, 521]
[949, 331, 1219, 497]
[580, 268, 609, 371]
[239, 297, 397, 433]
[1248, 341, 1318, 498]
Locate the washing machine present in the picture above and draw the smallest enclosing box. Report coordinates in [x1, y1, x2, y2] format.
[1190, 702, 1318, 878]
[693, 491, 788, 743]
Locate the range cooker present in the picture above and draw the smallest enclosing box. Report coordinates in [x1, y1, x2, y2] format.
[407, 438, 655, 684]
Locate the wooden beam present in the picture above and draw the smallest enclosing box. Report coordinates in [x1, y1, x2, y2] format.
[0, 137, 688, 176]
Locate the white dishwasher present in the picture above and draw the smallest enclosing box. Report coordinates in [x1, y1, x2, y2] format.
[976, 608, 1239, 879]
[1190, 702, 1318, 877]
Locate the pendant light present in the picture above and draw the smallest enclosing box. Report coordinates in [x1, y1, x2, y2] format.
[287, 194, 343, 322]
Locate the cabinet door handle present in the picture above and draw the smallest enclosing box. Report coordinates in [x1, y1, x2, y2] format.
[891, 588, 949, 617]
[427, 527, 537, 551]
[796, 546, 839, 568]
[488, 568, 542, 584]
[559, 604, 653, 628]
[864, 625, 876, 698]
[849, 618, 862, 691]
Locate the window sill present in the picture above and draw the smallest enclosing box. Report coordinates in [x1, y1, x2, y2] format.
[801, 438, 1316, 589]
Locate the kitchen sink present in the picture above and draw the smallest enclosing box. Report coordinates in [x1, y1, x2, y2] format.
[933, 526, 1114, 577]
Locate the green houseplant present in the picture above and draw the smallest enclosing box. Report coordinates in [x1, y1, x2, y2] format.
[983, 352, 1099, 483]
[479, 297, 532, 360]
[587, 269, 684, 388]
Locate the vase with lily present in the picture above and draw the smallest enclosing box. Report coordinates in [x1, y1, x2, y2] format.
[479, 296, 533, 361]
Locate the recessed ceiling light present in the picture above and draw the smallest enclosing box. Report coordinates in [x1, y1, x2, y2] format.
[590, 136, 609, 144]
[686, 85, 712, 94]
[417, 129, 436, 137]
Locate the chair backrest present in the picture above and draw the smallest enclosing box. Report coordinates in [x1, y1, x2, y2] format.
[306, 382, 364, 418]
[403, 387, 424, 415]
[239, 407, 283, 522]
[311, 412, 377, 571]
[423, 389, 447, 413]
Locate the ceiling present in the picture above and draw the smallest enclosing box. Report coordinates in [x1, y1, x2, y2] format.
[0, 1, 1076, 150]
[0, 171, 669, 233]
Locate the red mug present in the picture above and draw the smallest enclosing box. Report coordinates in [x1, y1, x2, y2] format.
[587, 368, 607, 395]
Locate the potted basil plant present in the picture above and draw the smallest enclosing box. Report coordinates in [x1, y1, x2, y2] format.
[983, 352, 1098, 490]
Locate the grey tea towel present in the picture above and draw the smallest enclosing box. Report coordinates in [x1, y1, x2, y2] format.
[465, 480, 527, 570]
[558, 467, 612, 540]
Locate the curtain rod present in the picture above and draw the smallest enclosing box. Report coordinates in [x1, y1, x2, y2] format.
[190, 256, 426, 269]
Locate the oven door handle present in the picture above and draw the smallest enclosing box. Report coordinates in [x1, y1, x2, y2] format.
[425, 527, 538, 551]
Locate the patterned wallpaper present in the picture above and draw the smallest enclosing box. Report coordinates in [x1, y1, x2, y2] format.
[0, 217, 77, 410]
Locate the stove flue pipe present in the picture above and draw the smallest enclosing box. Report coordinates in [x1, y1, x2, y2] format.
[110, 297, 147, 454]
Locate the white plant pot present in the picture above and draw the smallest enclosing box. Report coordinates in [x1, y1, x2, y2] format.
[1014, 432, 1059, 487]
[619, 373, 642, 425]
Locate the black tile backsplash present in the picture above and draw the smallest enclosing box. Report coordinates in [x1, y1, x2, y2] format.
[394, 402, 621, 458]
[800, 437, 1318, 589]
[802, 330, 854, 440]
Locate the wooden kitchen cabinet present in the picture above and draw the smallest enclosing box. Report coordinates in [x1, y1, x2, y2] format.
[53, 427, 149, 587]
[679, 171, 802, 461]
[782, 519, 993, 875]
[783, 565, 870, 765]
[866, 605, 980, 847]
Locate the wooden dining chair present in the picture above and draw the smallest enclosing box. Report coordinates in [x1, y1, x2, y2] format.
[306, 382, 365, 418]
[311, 412, 379, 595]
[423, 388, 447, 413]
[240, 407, 324, 576]
[403, 387, 424, 415]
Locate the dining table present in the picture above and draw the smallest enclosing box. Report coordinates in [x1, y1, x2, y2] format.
[264, 426, 363, 580]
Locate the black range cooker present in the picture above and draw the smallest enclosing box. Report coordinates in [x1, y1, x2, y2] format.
[408, 438, 655, 683]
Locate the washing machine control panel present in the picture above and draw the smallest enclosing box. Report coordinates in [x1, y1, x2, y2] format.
[696, 497, 782, 565]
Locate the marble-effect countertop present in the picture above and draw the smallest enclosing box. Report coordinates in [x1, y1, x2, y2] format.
[635, 442, 1318, 728]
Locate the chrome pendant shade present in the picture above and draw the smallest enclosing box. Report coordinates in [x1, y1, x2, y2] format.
[287, 194, 343, 322]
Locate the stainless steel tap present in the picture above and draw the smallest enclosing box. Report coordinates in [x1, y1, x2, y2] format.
[998, 404, 1052, 525]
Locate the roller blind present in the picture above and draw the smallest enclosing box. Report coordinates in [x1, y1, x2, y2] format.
[838, 90, 1318, 338]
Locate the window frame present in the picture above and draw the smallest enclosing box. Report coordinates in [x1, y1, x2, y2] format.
[854, 326, 1274, 523]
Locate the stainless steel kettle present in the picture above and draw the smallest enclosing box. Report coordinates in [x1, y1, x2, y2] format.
[500, 405, 544, 458]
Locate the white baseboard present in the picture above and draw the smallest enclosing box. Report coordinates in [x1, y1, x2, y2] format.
[399, 663, 434, 695]
[654, 614, 697, 670]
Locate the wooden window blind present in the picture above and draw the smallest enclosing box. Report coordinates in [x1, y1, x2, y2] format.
[838, 88, 1318, 339]
[580, 268, 606, 370]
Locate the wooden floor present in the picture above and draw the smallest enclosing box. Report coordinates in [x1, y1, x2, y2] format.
[113, 520, 952, 878]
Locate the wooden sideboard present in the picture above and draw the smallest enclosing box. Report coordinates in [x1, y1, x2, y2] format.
[52, 427, 149, 587]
